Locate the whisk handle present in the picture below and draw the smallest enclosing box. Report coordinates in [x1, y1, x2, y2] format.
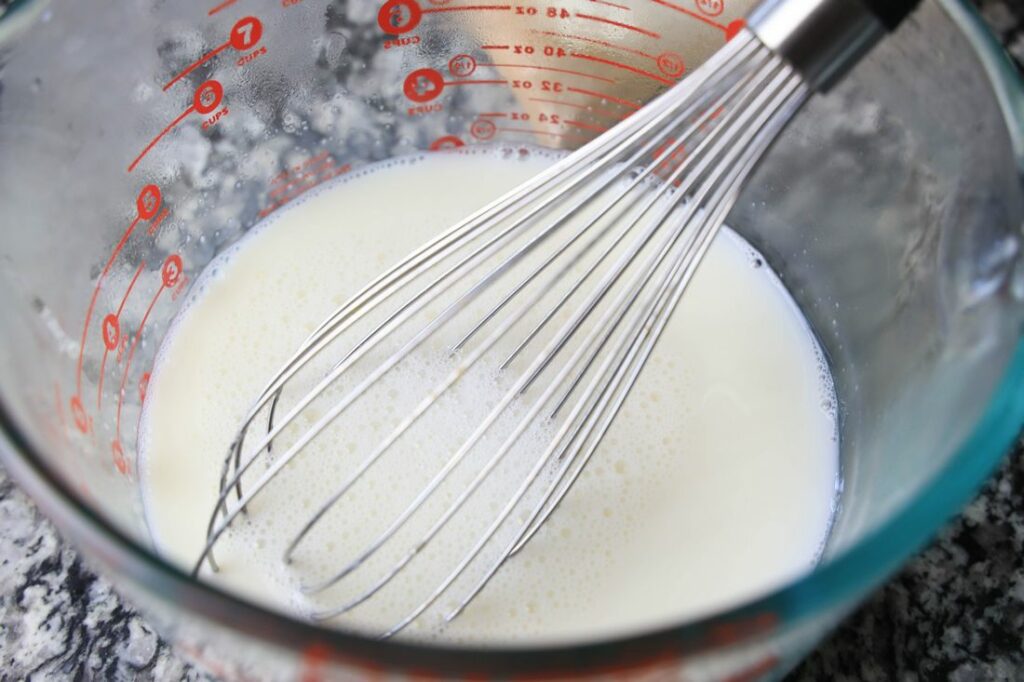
[748, 0, 920, 90]
[861, 0, 921, 31]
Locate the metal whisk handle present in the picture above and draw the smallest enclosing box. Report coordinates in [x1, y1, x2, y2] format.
[749, 0, 922, 90]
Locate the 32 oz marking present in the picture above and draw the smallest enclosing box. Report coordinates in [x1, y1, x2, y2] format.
[511, 79, 564, 92]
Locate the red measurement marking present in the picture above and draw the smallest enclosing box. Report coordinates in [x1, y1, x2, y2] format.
[407, 102, 442, 117]
[75, 215, 136, 390]
[570, 52, 672, 84]
[164, 18, 260, 91]
[208, 0, 237, 15]
[139, 373, 150, 404]
[448, 54, 477, 77]
[272, 153, 331, 183]
[496, 127, 581, 140]
[533, 29, 655, 60]
[128, 107, 194, 172]
[298, 644, 332, 682]
[229, 16, 264, 51]
[96, 331, 113, 405]
[725, 18, 745, 40]
[479, 112, 508, 117]
[147, 207, 170, 237]
[429, 135, 465, 150]
[565, 119, 609, 133]
[694, 0, 723, 16]
[116, 263, 176, 439]
[129, 80, 223, 173]
[111, 440, 129, 476]
[656, 50, 685, 77]
[163, 42, 231, 92]
[383, 35, 420, 49]
[420, 4, 511, 12]
[489, 62, 616, 84]
[653, 135, 687, 178]
[268, 152, 333, 186]
[70, 395, 89, 434]
[496, 126, 555, 136]
[269, 156, 335, 198]
[404, 68, 446, 102]
[470, 118, 497, 140]
[118, 262, 147, 318]
[162, 254, 183, 289]
[97, 259, 144, 410]
[589, 0, 630, 9]
[136, 184, 163, 219]
[444, 79, 507, 86]
[269, 150, 331, 185]
[649, 0, 727, 31]
[259, 164, 351, 217]
[574, 12, 660, 38]
[566, 85, 641, 109]
[527, 96, 629, 120]
[481, 44, 510, 50]
[378, 0, 423, 34]
[75, 184, 161, 398]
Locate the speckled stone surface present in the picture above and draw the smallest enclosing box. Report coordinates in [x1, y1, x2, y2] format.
[787, 441, 1024, 682]
[1, 1, 1023, 680]
[0, 472, 203, 680]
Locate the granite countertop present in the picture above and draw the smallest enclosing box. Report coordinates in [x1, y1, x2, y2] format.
[2, 0, 1024, 680]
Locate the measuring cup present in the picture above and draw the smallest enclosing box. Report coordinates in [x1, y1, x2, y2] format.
[2, 0, 1024, 678]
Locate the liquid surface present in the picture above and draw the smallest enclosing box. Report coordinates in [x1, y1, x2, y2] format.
[140, 148, 838, 644]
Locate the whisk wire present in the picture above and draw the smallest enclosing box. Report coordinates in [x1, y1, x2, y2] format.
[307, 49, 799, 630]
[194, 20, 818, 638]
[221, 31, 760, 468]
[197, 33, 765, 573]
[539, 58, 792, 412]
[204, 35, 760, 547]
[385, 60, 808, 637]
[515, 79, 810, 559]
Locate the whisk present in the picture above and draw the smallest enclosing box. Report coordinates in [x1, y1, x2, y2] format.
[194, 0, 920, 637]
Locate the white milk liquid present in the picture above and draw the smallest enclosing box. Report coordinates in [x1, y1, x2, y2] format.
[140, 148, 839, 644]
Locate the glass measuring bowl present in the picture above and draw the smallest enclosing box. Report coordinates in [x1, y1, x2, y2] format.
[1, 0, 1024, 678]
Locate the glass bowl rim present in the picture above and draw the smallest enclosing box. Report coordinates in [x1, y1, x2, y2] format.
[1, 0, 1023, 675]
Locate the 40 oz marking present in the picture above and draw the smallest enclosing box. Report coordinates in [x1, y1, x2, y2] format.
[513, 45, 567, 57]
